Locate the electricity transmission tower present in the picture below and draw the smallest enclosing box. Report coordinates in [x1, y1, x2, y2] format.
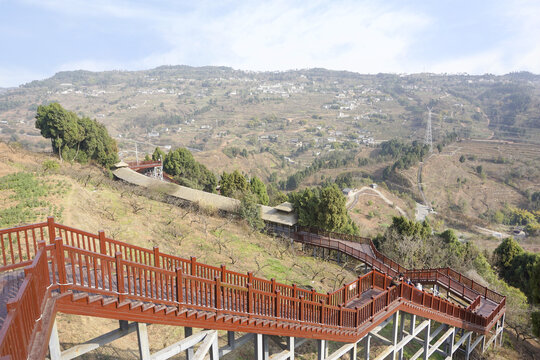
[424, 107, 433, 152]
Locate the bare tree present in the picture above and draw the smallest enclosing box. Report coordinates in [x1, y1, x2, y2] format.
[128, 198, 145, 214]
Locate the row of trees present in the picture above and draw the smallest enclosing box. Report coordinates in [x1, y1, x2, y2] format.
[280, 150, 357, 190]
[35, 103, 119, 168]
[219, 170, 269, 205]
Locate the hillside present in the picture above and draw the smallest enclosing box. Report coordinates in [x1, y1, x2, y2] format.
[1, 67, 539, 185]
[0, 143, 365, 359]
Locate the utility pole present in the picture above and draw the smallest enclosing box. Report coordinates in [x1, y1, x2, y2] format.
[135, 142, 139, 165]
[424, 107, 433, 153]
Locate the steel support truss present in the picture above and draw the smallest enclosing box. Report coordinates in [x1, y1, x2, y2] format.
[48, 310, 504, 360]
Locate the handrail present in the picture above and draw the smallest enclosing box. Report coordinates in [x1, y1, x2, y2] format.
[295, 226, 505, 303]
[0, 245, 51, 359]
[0, 219, 507, 359]
[293, 226, 506, 326]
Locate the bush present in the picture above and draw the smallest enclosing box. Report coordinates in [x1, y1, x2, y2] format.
[42, 160, 60, 172]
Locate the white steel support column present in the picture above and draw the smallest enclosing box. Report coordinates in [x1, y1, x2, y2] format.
[136, 322, 151, 360]
[317, 339, 327, 360]
[423, 319, 430, 360]
[364, 334, 371, 360]
[185, 327, 194, 360]
[255, 333, 264, 360]
[349, 342, 357, 360]
[498, 313, 505, 346]
[48, 320, 61, 360]
[397, 312, 406, 360]
[391, 311, 400, 359]
[288, 336, 295, 360]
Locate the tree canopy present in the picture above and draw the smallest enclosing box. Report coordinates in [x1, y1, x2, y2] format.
[219, 170, 249, 198]
[289, 184, 358, 234]
[152, 147, 166, 162]
[35, 103, 118, 168]
[163, 147, 217, 193]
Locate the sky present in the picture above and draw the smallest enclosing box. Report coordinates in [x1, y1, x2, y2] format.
[0, 0, 539, 87]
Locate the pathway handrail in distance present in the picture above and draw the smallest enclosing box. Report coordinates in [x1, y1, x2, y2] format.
[293, 225, 505, 329]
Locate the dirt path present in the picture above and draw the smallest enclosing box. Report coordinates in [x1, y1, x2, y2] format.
[347, 186, 407, 217]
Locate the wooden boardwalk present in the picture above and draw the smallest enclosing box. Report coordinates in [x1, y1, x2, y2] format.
[0, 219, 506, 360]
[0, 270, 25, 328]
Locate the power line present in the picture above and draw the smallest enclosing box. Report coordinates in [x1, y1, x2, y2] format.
[424, 107, 433, 152]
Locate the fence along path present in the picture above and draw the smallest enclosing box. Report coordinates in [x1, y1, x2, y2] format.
[0, 219, 505, 360]
[294, 227, 505, 322]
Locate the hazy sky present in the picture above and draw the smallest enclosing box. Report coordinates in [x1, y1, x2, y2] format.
[1, 0, 539, 87]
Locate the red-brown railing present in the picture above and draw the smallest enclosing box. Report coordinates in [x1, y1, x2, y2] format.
[0, 222, 49, 272]
[0, 219, 507, 359]
[0, 244, 51, 359]
[50, 220, 501, 331]
[127, 161, 162, 171]
[295, 226, 505, 305]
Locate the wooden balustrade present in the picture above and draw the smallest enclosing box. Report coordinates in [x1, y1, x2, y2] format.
[0, 222, 48, 271]
[0, 219, 508, 359]
[0, 247, 51, 360]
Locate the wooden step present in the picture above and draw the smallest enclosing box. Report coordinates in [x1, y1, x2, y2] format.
[101, 297, 117, 306]
[142, 303, 155, 312]
[117, 300, 131, 309]
[130, 301, 143, 310]
[165, 306, 176, 315]
[88, 295, 102, 304]
[154, 305, 167, 314]
[72, 292, 89, 302]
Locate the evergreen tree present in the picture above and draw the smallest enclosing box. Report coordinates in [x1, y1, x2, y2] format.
[164, 147, 217, 192]
[219, 170, 248, 198]
[152, 147, 166, 162]
[249, 176, 269, 205]
[35, 103, 118, 168]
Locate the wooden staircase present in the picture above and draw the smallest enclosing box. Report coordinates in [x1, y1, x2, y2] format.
[0, 219, 506, 360]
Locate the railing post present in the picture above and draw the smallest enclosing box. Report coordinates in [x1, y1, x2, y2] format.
[271, 278, 276, 293]
[190, 256, 197, 276]
[215, 276, 222, 310]
[221, 264, 227, 282]
[320, 300, 326, 324]
[54, 238, 66, 290]
[248, 272, 254, 287]
[98, 230, 107, 255]
[48, 217, 56, 244]
[311, 288, 317, 302]
[371, 296, 375, 321]
[293, 284, 298, 298]
[247, 283, 253, 314]
[275, 290, 281, 318]
[153, 246, 160, 268]
[339, 304, 343, 327]
[116, 252, 125, 302]
[176, 268, 183, 304]
[299, 296, 305, 321]
[372, 272, 375, 289]
[355, 306, 360, 327]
